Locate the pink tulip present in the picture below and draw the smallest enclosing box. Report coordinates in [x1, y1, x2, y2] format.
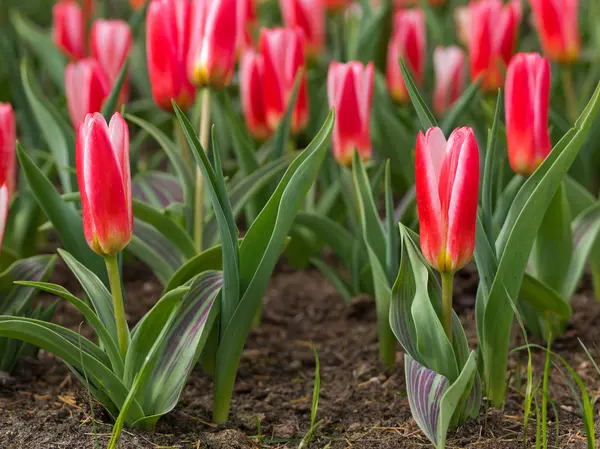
[327, 61, 374, 166]
[530, 0, 580, 63]
[240, 51, 271, 141]
[53, 0, 86, 60]
[0, 103, 16, 197]
[187, 0, 239, 88]
[260, 27, 309, 134]
[76, 112, 132, 256]
[505, 52, 551, 176]
[386, 9, 426, 103]
[415, 127, 480, 273]
[433, 46, 466, 117]
[279, 0, 325, 59]
[65, 58, 110, 128]
[146, 0, 196, 111]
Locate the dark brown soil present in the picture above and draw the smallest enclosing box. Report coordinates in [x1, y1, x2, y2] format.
[0, 261, 599, 449]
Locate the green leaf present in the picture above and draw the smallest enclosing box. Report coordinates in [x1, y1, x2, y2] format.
[102, 60, 130, 120]
[384, 161, 399, 284]
[481, 90, 502, 242]
[399, 57, 437, 130]
[133, 171, 184, 209]
[519, 274, 570, 326]
[440, 80, 482, 135]
[270, 71, 302, 163]
[128, 223, 180, 285]
[355, 0, 393, 70]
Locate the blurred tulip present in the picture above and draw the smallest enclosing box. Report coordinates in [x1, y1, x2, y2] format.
[53, 0, 86, 60]
[146, 0, 196, 111]
[0, 184, 8, 255]
[237, 0, 257, 54]
[240, 51, 270, 140]
[327, 61, 374, 166]
[530, 0, 580, 63]
[463, 0, 522, 92]
[415, 126, 479, 273]
[187, 0, 238, 88]
[76, 112, 132, 256]
[454, 6, 469, 45]
[65, 58, 110, 128]
[130, 0, 148, 9]
[505, 53, 551, 176]
[386, 9, 426, 103]
[260, 27, 309, 134]
[0, 104, 16, 197]
[323, 0, 350, 11]
[279, 0, 325, 59]
[90, 20, 133, 104]
[433, 46, 466, 116]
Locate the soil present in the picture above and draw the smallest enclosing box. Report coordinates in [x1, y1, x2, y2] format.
[0, 260, 599, 449]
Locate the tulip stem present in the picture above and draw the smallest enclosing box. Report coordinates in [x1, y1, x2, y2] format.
[441, 271, 454, 343]
[174, 117, 191, 170]
[195, 89, 212, 253]
[105, 255, 129, 359]
[560, 66, 578, 123]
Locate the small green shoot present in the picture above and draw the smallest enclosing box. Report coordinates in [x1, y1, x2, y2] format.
[298, 344, 321, 449]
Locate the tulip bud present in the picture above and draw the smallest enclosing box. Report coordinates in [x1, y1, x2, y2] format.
[433, 46, 466, 117]
[386, 9, 426, 104]
[0, 183, 8, 256]
[415, 127, 479, 273]
[260, 27, 309, 134]
[76, 113, 132, 256]
[464, 0, 521, 92]
[187, 0, 238, 89]
[505, 53, 551, 176]
[53, 0, 86, 60]
[90, 20, 133, 104]
[530, 0, 580, 63]
[0, 103, 16, 197]
[327, 61, 374, 166]
[146, 0, 196, 111]
[279, 0, 325, 59]
[65, 58, 110, 128]
[240, 51, 271, 141]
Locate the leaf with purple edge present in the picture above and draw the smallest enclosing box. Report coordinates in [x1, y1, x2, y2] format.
[132, 172, 184, 209]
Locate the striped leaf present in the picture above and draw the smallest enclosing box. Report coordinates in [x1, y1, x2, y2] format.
[132, 171, 184, 209]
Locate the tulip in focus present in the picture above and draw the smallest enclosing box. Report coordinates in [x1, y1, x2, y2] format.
[386, 9, 426, 103]
[76, 112, 132, 257]
[65, 58, 110, 128]
[415, 127, 479, 274]
[260, 27, 309, 134]
[146, 0, 196, 111]
[327, 61, 374, 166]
[462, 0, 521, 92]
[279, 0, 325, 59]
[0, 104, 16, 197]
[433, 46, 466, 117]
[53, 0, 86, 60]
[530, 0, 580, 63]
[505, 53, 551, 176]
[240, 51, 271, 141]
[187, 0, 239, 89]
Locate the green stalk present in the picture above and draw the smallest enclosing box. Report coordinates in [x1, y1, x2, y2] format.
[105, 255, 129, 359]
[441, 271, 454, 342]
[174, 116, 191, 169]
[195, 89, 212, 253]
[560, 66, 578, 123]
[377, 311, 397, 371]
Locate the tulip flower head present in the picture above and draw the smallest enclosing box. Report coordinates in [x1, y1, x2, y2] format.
[146, 0, 197, 111]
[187, 0, 239, 89]
[65, 58, 110, 128]
[0, 103, 16, 197]
[327, 61, 374, 166]
[53, 0, 86, 60]
[240, 51, 271, 141]
[415, 127, 480, 273]
[279, 0, 326, 59]
[76, 113, 132, 257]
[433, 46, 466, 117]
[260, 27, 309, 134]
[386, 9, 426, 103]
[505, 52, 551, 176]
[530, 0, 580, 63]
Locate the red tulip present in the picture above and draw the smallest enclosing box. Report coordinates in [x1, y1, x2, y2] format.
[240, 51, 270, 140]
[187, 0, 238, 88]
[386, 9, 426, 103]
[260, 27, 309, 134]
[433, 46, 466, 117]
[530, 0, 580, 63]
[76, 112, 132, 256]
[463, 0, 522, 92]
[505, 53, 551, 176]
[279, 0, 325, 59]
[415, 127, 480, 273]
[327, 61, 374, 166]
[0, 103, 16, 197]
[146, 0, 196, 111]
[65, 58, 110, 128]
[53, 0, 86, 60]
[237, 0, 257, 55]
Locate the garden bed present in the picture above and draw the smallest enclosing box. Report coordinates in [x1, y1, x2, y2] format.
[0, 260, 598, 449]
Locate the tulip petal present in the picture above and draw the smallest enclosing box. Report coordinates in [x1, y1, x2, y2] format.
[0, 103, 16, 196]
